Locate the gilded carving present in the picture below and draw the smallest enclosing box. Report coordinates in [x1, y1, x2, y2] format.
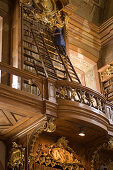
[45, 117, 56, 132]
[28, 124, 46, 169]
[100, 64, 113, 80]
[35, 137, 84, 169]
[20, 0, 68, 28]
[91, 137, 113, 170]
[72, 91, 77, 97]
[33, 0, 56, 13]
[8, 142, 25, 169]
[28, 117, 56, 169]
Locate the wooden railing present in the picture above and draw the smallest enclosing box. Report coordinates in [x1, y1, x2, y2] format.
[0, 62, 43, 98]
[0, 62, 113, 124]
[56, 80, 113, 124]
[106, 101, 113, 124]
[56, 80, 106, 114]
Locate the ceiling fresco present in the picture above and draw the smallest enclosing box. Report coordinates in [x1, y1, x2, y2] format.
[71, 0, 107, 25]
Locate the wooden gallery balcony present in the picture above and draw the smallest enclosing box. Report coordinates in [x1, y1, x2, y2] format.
[0, 62, 113, 142]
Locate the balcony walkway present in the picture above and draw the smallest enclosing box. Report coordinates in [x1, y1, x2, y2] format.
[0, 62, 113, 141]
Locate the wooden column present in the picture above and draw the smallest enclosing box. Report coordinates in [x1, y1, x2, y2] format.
[0, 0, 10, 85]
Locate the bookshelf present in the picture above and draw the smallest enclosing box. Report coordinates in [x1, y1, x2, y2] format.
[98, 61, 113, 103]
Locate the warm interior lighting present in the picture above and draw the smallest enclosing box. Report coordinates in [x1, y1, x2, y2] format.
[79, 128, 85, 136]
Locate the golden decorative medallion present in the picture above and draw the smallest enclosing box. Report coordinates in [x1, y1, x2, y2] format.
[33, 0, 56, 14]
[52, 148, 74, 163]
[34, 137, 84, 169]
[8, 142, 25, 169]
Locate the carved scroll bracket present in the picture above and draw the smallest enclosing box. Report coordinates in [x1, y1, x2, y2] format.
[28, 116, 56, 169]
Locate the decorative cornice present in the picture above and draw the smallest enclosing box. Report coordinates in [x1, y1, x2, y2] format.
[68, 14, 101, 51]
[100, 16, 113, 47]
[67, 13, 113, 56]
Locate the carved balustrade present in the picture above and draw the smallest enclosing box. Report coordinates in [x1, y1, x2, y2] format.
[56, 80, 106, 114]
[0, 62, 43, 98]
[106, 101, 113, 124]
[0, 62, 113, 125]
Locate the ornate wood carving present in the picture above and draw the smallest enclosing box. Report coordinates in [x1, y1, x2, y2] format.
[56, 80, 106, 114]
[30, 137, 84, 170]
[28, 117, 56, 168]
[8, 142, 25, 169]
[90, 137, 113, 170]
[20, 0, 68, 28]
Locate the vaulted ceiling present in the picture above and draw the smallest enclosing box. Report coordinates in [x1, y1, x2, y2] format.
[70, 0, 107, 25]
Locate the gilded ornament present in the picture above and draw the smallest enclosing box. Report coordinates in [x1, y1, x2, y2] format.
[21, 0, 67, 28]
[33, 0, 56, 13]
[8, 142, 25, 169]
[34, 137, 84, 169]
[82, 94, 86, 100]
[45, 117, 56, 132]
[100, 64, 113, 80]
[108, 137, 113, 149]
[29, 118, 56, 169]
[72, 91, 77, 97]
[90, 98, 94, 103]
[98, 102, 101, 107]
[91, 137, 113, 169]
[60, 89, 65, 95]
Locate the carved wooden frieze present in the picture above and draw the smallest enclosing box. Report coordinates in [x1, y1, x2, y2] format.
[30, 137, 84, 170]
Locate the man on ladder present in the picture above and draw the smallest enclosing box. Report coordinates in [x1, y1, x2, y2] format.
[53, 26, 66, 55]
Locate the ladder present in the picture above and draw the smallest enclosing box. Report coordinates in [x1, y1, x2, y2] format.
[42, 29, 81, 84]
[31, 28, 58, 80]
[55, 45, 81, 83]
[23, 18, 81, 84]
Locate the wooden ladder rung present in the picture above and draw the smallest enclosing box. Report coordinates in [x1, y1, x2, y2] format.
[54, 66, 65, 72]
[51, 57, 62, 64]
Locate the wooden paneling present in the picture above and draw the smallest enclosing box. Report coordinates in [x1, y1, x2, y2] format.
[100, 16, 113, 47]
[67, 13, 113, 63]
[0, 107, 44, 139]
[67, 13, 100, 62]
